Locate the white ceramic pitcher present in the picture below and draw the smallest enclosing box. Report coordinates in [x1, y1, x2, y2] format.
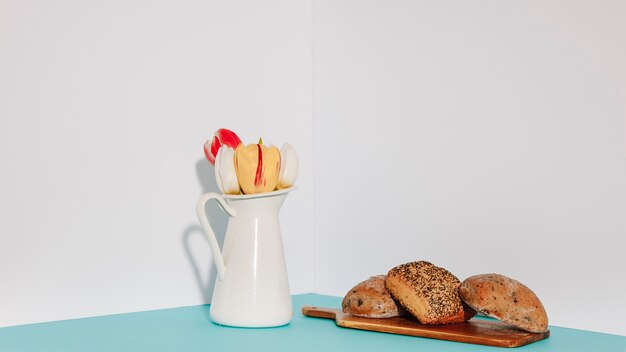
[195, 187, 294, 327]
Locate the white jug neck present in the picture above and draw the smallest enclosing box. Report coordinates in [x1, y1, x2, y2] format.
[226, 194, 287, 214]
[221, 187, 295, 214]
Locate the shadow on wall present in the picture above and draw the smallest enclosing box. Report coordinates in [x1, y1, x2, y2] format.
[181, 158, 228, 307]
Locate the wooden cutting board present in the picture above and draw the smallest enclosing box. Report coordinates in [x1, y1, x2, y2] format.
[302, 306, 549, 348]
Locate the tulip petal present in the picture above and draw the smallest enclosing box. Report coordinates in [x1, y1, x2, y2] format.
[277, 143, 298, 189]
[215, 129, 242, 150]
[215, 146, 239, 195]
[210, 136, 221, 164]
[214, 147, 225, 193]
[205, 138, 217, 166]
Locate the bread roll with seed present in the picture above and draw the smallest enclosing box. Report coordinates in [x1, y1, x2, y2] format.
[342, 275, 407, 318]
[459, 274, 548, 333]
[385, 261, 476, 324]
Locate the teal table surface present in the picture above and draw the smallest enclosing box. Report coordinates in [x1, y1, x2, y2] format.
[1, 294, 624, 352]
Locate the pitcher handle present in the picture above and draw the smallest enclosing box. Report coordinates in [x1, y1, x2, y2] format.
[196, 193, 236, 281]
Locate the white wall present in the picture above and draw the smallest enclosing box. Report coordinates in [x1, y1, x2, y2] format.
[2, 0, 625, 337]
[313, 0, 626, 336]
[0, 0, 313, 327]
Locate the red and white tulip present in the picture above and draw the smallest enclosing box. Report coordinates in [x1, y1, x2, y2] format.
[204, 128, 242, 166]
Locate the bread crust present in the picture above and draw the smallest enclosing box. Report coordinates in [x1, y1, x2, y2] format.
[459, 274, 548, 333]
[342, 275, 407, 318]
[385, 261, 475, 324]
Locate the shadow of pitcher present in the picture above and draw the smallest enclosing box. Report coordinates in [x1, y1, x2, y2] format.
[181, 159, 228, 305]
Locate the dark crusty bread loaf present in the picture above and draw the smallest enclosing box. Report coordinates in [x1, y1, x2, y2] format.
[385, 261, 475, 324]
[459, 274, 548, 333]
[342, 275, 407, 318]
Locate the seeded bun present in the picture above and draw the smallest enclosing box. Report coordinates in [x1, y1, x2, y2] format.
[342, 275, 407, 318]
[459, 274, 548, 333]
[385, 261, 475, 324]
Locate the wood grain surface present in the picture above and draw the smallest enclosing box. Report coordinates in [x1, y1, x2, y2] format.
[302, 306, 550, 348]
